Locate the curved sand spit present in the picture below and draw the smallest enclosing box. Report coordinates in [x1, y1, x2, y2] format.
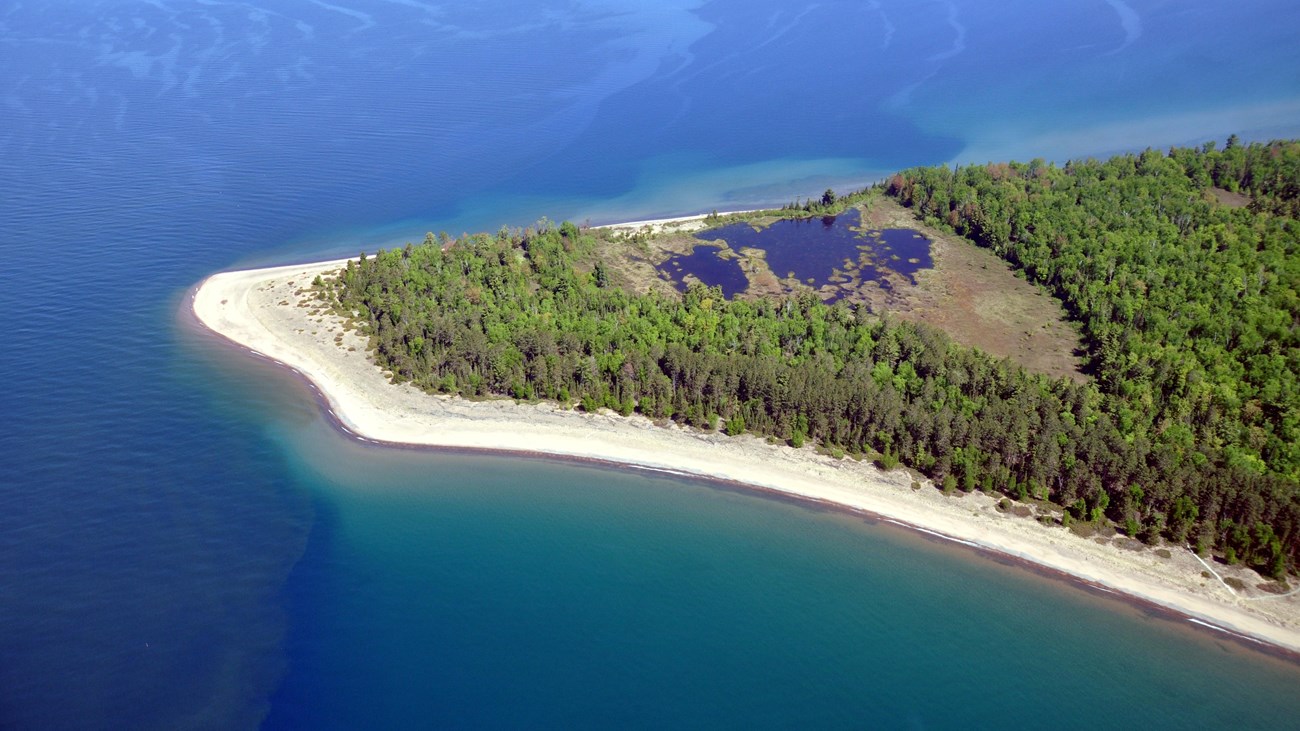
[192, 224, 1300, 658]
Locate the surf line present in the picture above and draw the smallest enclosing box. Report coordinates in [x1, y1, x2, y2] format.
[628, 464, 695, 478]
[885, 519, 979, 548]
[1186, 618, 1267, 646]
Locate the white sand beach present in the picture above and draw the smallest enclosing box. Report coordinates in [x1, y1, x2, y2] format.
[595, 210, 757, 234]
[192, 230, 1300, 657]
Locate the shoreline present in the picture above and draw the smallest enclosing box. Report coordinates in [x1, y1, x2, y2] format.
[191, 216, 1300, 660]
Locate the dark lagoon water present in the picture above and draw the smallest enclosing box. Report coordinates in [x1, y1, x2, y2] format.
[4, 1, 1300, 728]
[678, 209, 934, 300]
[660, 244, 749, 298]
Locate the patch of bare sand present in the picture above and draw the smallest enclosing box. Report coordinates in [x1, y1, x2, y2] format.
[1209, 187, 1251, 209]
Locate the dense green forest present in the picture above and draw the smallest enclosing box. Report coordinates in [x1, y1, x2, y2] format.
[885, 139, 1299, 573]
[328, 141, 1299, 578]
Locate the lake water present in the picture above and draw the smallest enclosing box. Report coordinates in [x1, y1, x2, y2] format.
[660, 244, 750, 298]
[669, 209, 934, 300]
[3, 1, 1300, 727]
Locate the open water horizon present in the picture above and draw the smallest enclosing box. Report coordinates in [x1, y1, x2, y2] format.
[4, 1, 1300, 727]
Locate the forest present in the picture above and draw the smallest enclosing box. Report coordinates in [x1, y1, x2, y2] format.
[327, 140, 1300, 578]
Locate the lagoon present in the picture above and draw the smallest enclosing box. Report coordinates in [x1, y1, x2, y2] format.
[671, 209, 934, 300]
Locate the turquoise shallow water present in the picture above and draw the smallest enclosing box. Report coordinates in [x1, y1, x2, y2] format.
[263, 404, 1300, 729]
[3, 1, 1300, 727]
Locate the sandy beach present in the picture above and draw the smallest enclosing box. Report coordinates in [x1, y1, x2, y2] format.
[192, 233, 1300, 658]
[595, 210, 758, 234]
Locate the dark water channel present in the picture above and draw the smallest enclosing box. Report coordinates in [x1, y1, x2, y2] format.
[660, 209, 933, 301]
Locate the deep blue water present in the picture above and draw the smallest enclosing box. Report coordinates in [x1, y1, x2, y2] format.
[4, 1, 1300, 728]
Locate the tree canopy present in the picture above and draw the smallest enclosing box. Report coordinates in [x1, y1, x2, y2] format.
[886, 140, 1300, 574]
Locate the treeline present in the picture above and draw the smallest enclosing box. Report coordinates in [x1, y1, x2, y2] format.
[885, 138, 1300, 575]
[329, 164, 1298, 575]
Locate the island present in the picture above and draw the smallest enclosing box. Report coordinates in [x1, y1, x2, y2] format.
[193, 140, 1300, 656]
